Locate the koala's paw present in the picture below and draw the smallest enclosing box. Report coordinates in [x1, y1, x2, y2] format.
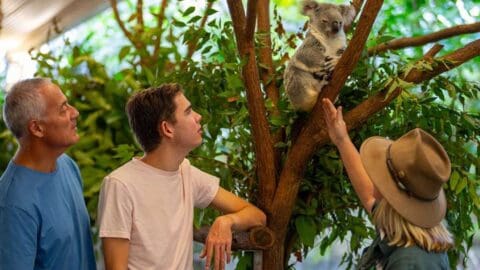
[313, 71, 328, 81]
[326, 70, 334, 81]
[323, 57, 337, 73]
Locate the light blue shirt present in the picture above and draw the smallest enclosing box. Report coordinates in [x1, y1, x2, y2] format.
[0, 154, 96, 270]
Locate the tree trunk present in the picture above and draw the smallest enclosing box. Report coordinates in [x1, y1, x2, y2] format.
[262, 234, 286, 270]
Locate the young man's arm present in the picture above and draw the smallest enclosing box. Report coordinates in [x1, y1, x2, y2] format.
[200, 187, 266, 270]
[102, 238, 130, 270]
[98, 177, 133, 270]
[321, 98, 377, 214]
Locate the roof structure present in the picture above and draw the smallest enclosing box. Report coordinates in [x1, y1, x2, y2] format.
[0, 0, 109, 54]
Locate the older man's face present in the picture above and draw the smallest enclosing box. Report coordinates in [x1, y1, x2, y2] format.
[38, 83, 80, 149]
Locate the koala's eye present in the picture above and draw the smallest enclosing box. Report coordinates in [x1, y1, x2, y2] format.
[322, 19, 328, 23]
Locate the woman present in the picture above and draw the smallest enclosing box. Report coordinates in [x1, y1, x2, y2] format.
[321, 98, 454, 269]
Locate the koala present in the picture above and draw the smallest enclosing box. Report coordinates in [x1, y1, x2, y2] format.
[284, 1, 356, 111]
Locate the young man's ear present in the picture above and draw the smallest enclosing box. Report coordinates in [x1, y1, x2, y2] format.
[159, 120, 174, 139]
[28, 119, 45, 138]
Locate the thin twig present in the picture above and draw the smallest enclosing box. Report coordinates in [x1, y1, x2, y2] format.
[153, 0, 168, 63]
[109, 0, 139, 49]
[137, 0, 144, 30]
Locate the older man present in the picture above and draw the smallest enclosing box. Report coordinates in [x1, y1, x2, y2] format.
[0, 78, 96, 269]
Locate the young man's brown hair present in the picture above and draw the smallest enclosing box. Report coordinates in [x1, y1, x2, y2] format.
[126, 83, 182, 152]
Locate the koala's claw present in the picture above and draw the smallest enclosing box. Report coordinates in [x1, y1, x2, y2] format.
[324, 62, 335, 72]
[313, 72, 326, 81]
[326, 70, 333, 81]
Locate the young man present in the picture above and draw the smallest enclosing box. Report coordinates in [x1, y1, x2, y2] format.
[98, 83, 266, 270]
[0, 78, 97, 269]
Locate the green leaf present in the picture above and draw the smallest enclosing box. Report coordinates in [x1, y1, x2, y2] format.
[118, 46, 131, 61]
[173, 20, 187, 27]
[188, 15, 202, 24]
[183, 6, 195, 16]
[295, 216, 316, 248]
[455, 177, 468, 195]
[449, 171, 460, 191]
[206, 8, 218, 15]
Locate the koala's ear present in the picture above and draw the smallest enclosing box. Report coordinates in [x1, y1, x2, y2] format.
[302, 0, 319, 17]
[340, 5, 356, 29]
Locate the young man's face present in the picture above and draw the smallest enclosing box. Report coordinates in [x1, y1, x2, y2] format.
[170, 93, 203, 151]
[38, 83, 80, 149]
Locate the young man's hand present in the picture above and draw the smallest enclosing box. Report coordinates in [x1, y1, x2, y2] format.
[200, 215, 233, 270]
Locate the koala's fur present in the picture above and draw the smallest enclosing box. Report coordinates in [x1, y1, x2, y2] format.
[284, 1, 356, 111]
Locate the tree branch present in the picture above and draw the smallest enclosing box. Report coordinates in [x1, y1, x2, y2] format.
[137, 0, 144, 29]
[110, 0, 152, 67]
[227, 0, 246, 46]
[337, 39, 480, 141]
[352, 0, 364, 14]
[153, 0, 168, 63]
[257, 0, 279, 108]
[244, 0, 258, 45]
[368, 22, 480, 55]
[194, 226, 275, 250]
[110, 0, 141, 49]
[270, 0, 384, 236]
[227, 0, 277, 214]
[308, 40, 480, 150]
[256, 0, 281, 209]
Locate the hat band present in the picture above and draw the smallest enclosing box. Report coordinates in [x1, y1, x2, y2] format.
[386, 145, 438, 202]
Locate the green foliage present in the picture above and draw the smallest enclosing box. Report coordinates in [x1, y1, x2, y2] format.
[0, 74, 17, 171]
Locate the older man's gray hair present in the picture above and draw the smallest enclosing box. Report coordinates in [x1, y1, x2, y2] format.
[2, 78, 49, 139]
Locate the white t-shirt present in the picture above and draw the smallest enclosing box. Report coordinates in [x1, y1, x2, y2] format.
[97, 158, 219, 270]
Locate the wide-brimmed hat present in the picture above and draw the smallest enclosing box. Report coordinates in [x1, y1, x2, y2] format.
[359, 128, 451, 228]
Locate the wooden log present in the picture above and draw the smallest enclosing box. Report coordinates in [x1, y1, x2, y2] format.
[193, 226, 275, 251]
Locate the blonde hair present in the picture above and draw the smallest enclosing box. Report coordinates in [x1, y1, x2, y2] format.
[372, 199, 454, 252]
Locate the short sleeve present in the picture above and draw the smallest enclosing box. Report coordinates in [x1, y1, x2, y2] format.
[97, 177, 133, 239]
[0, 206, 37, 269]
[62, 154, 84, 189]
[189, 165, 219, 208]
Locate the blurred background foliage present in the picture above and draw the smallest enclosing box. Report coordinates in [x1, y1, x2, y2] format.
[0, 0, 479, 268]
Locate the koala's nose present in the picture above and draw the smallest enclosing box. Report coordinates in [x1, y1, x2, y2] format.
[332, 21, 340, 33]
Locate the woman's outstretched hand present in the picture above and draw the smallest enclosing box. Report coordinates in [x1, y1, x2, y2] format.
[322, 98, 348, 146]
